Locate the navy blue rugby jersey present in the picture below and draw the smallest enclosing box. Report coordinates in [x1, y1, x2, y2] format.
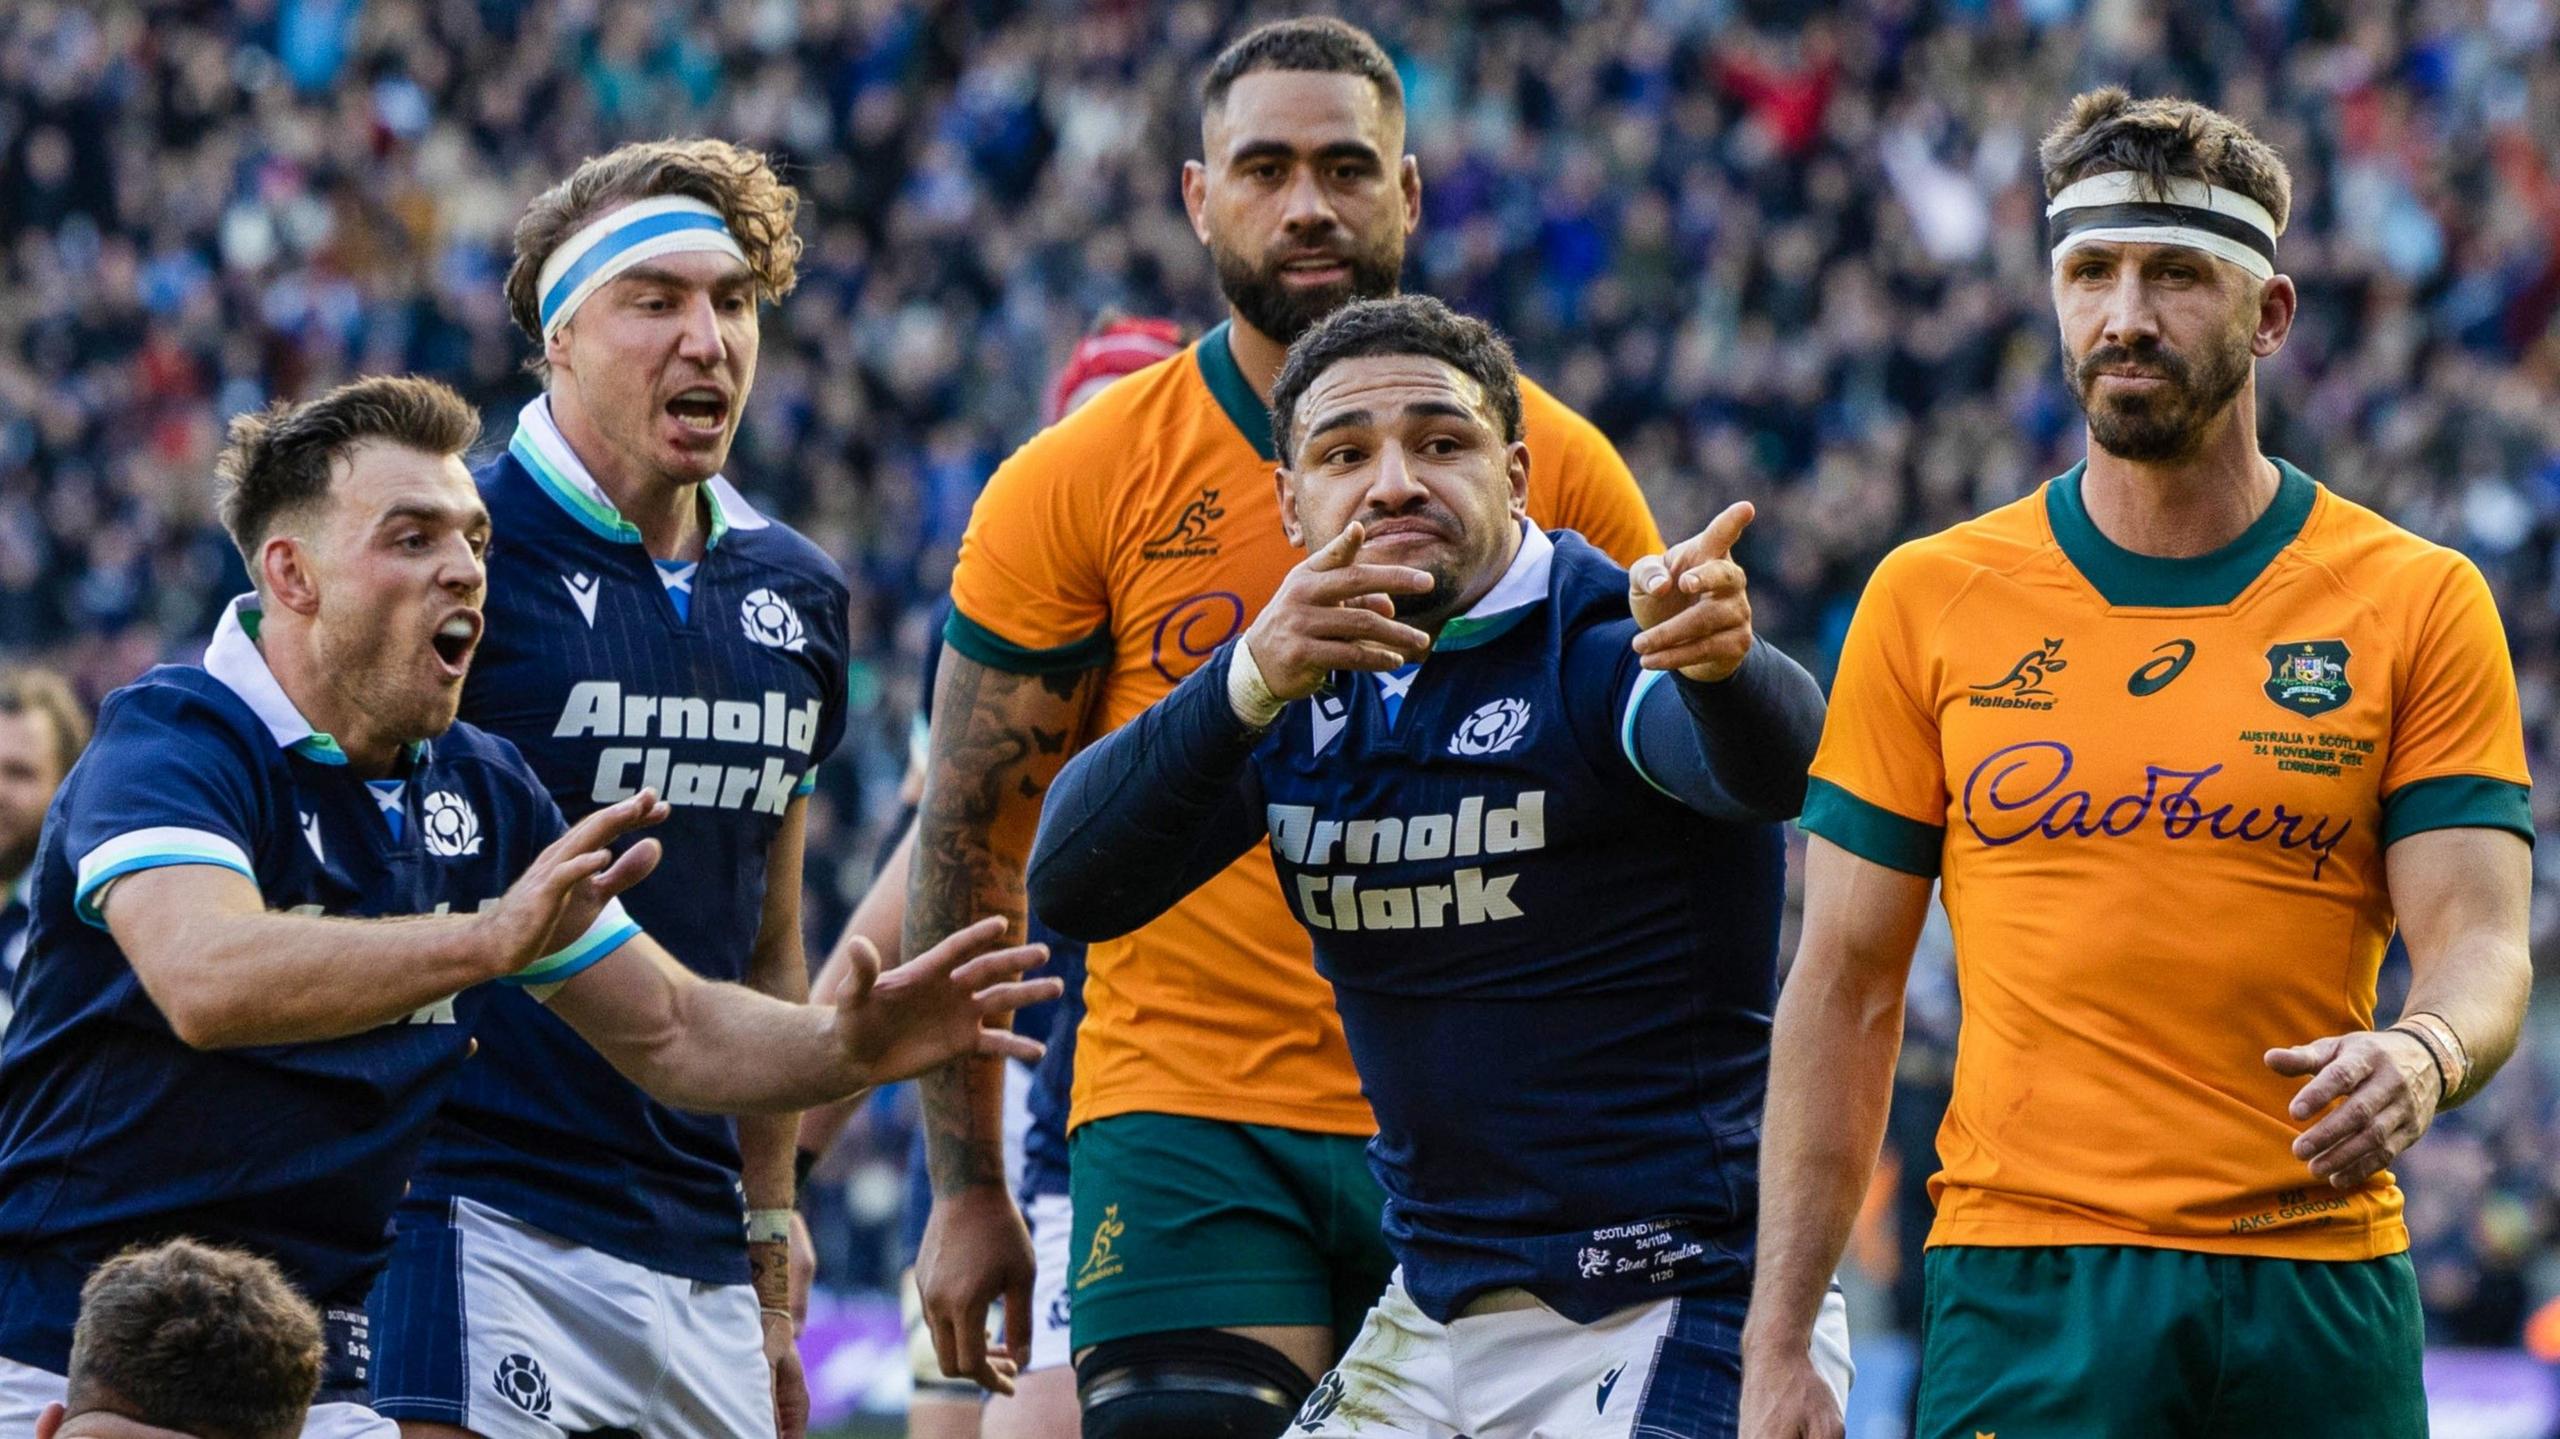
[404, 398, 850, 1282]
[1254, 528, 1785, 1321]
[0, 598, 634, 1373]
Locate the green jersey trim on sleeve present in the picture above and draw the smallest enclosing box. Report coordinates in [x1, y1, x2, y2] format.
[1800, 777, 1944, 878]
[943, 607, 1113, 677]
[2379, 774, 2534, 848]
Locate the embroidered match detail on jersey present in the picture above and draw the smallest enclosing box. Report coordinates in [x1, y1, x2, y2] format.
[1449, 697, 1533, 756]
[420, 791, 483, 857]
[739, 588, 807, 652]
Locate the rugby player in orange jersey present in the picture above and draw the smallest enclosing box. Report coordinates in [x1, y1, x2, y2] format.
[1742, 90, 2533, 1439]
[875, 16, 1754, 1434]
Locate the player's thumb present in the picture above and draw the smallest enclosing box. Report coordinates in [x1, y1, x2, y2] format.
[840, 936, 880, 1011]
[1700, 500, 1757, 559]
[1628, 554, 1671, 598]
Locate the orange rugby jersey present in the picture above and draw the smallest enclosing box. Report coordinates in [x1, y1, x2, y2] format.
[1803, 460, 2531, 1260]
[948, 321, 1663, 1135]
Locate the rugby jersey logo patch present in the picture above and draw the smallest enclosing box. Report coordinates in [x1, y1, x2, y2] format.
[740, 589, 807, 653]
[1448, 697, 1532, 757]
[421, 791, 482, 858]
[561, 572, 600, 627]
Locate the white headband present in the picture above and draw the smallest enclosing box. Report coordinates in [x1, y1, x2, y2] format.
[535, 195, 751, 341]
[2046, 172, 2279, 280]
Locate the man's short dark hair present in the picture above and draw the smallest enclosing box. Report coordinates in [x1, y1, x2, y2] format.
[1270, 295, 1523, 457]
[2039, 87, 2292, 235]
[0, 665, 88, 779]
[65, 1240, 324, 1439]
[214, 375, 482, 569]
[1201, 17, 1404, 116]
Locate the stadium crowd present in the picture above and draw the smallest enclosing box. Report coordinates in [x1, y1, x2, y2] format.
[3, 0, 2558, 1358]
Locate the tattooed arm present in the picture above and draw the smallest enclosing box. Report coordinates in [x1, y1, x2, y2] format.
[909, 646, 1100, 1394]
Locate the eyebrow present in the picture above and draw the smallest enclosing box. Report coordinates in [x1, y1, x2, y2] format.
[376, 502, 491, 532]
[1230, 138, 1383, 168]
[1305, 399, 1484, 442]
[612, 264, 755, 294]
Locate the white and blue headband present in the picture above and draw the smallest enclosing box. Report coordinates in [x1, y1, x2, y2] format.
[535, 195, 751, 342]
[2045, 171, 2279, 281]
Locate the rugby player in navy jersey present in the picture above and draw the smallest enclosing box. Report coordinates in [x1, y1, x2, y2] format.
[364, 139, 842, 1439]
[1027, 297, 1854, 1437]
[0, 376, 1056, 1439]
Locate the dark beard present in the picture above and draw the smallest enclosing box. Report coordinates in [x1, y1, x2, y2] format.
[1389, 564, 1460, 622]
[1211, 235, 1403, 345]
[2068, 331, 2252, 463]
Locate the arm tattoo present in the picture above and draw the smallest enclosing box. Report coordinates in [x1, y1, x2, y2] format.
[907, 652, 1101, 1195]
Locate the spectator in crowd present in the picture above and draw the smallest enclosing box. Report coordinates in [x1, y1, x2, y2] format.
[0, 665, 88, 1028]
[0, 0, 2553, 1351]
[35, 1238, 324, 1439]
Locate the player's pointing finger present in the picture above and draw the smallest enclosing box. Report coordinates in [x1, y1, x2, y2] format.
[1697, 500, 1757, 561]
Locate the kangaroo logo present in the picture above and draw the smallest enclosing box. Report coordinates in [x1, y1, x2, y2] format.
[1142, 489, 1226, 559]
[1972, 639, 2069, 698]
[1076, 1203, 1128, 1288]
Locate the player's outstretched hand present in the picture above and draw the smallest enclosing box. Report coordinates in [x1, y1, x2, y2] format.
[1243, 521, 1435, 702]
[2266, 1029, 2441, 1189]
[917, 1185, 1034, 1395]
[830, 917, 1056, 1086]
[1739, 1349, 1847, 1439]
[481, 790, 671, 979]
[1630, 500, 1757, 682]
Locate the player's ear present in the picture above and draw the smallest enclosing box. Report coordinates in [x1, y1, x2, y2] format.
[544, 320, 576, 379]
[1273, 464, 1305, 548]
[1180, 159, 1213, 245]
[260, 534, 323, 618]
[2252, 274, 2296, 360]
[1505, 440, 1530, 518]
[1400, 154, 1422, 233]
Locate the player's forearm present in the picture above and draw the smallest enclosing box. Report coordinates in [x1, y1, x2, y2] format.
[908, 650, 1097, 1195]
[2389, 827, 2534, 1109]
[1028, 648, 1266, 941]
[1632, 640, 1827, 821]
[1743, 945, 1908, 1354]
[635, 979, 870, 1114]
[2396, 911, 2531, 1109]
[122, 901, 500, 1048]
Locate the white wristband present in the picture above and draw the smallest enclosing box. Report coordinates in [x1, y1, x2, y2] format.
[1226, 638, 1287, 729]
[745, 1208, 794, 1244]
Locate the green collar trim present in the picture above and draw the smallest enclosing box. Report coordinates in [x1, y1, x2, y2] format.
[2046, 458, 2317, 608]
[1196, 321, 1277, 461]
[233, 605, 427, 767]
[510, 398, 732, 549]
[1434, 604, 1538, 653]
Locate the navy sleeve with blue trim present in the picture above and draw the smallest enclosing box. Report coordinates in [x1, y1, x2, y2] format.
[67, 683, 267, 927]
[1028, 643, 1267, 941]
[1562, 621, 1826, 823]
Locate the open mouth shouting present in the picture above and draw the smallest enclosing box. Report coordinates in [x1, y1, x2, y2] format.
[431, 609, 483, 679]
[665, 386, 732, 437]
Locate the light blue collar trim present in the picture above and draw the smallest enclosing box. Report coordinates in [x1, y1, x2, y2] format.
[508, 396, 770, 549]
[1434, 522, 1551, 653]
[204, 595, 426, 767]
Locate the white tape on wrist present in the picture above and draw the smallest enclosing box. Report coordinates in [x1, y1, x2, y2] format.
[1226, 638, 1287, 729]
[745, 1208, 794, 1245]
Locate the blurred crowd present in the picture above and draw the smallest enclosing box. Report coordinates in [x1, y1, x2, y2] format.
[3, 0, 2558, 1351]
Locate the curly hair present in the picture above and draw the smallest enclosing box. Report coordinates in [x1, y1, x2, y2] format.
[505, 137, 803, 366]
[2039, 88, 2292, 236]
[1270, 295, 1523, 457]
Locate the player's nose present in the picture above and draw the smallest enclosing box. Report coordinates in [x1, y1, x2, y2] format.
[673, 291, 726, 364]
[1279, 166, 1339, 233]
[2098, 269, 2164, 348]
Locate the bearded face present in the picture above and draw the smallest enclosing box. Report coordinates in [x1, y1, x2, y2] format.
[2056, 242, 2263, 463]
[1209, 224, 1405, 346]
